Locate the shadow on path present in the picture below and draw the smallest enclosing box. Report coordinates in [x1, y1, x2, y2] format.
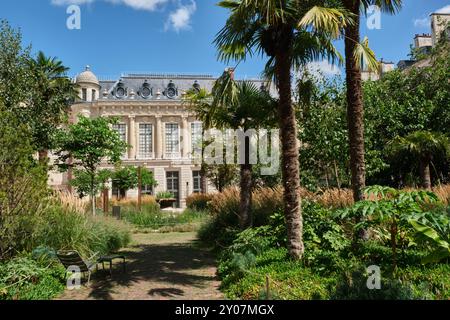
[58, 233, 223, 300]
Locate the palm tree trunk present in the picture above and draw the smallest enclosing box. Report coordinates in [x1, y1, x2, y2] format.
[275, 26, 304, 260]
[344, 0, 366, 203]
[239, 163, 253, 229]
[420, 157, 432, 189]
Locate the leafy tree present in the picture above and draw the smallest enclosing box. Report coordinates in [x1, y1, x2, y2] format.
[111, 166, 157, 199]
[298, 72, 350, 190]
[70, 168, 112, 199]
[205, 163, 239, 193]
[202, 70, 276, 228]
[54, 116, 128, 215]
[387, 131, 449, 189]
[0, 21, 76, 166]
[0, 105, 48, 259]
[28, 51, 78, 163]
[0, 20, 32, 113]
[363, 44, 450, 186]
[341, 0, 401, 203]
[215, 0, 352, 259]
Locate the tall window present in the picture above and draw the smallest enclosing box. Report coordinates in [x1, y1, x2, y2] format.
[165, 123, 180, 155]
[92, 89, 96, 101]
[192, 171, 202, 194]
[112, 124, 127, 158]
[191, 122, 203, 155]
[139, 124, 153, 158]
[82, 88, 87, 101]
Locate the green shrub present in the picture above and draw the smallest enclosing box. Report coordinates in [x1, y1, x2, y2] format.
[156, 191, 175, 199]
[222, 248, 334, 300]
[0, 255, 65, 300]
[124, 209, 207, 230]
[330, 264, 416, 300]
[186, 193, 213, 211]
[34, 204, 131, 257]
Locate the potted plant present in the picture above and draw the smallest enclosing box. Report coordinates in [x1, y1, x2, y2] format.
[156, 191, 177, 209]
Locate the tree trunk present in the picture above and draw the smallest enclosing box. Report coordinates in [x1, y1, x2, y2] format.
[38, 149, 48, 164]
[275, 26, 304, 260]
[420, 157, 432, 189]
[333, 160, 342, 189]
[239, 135, 253, 229]
[344, 0, 366, 203]
[239, 163, 253, 229]
[90, 173, 96, 216]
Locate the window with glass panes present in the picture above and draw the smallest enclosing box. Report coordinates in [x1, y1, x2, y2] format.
[112, 124, 127, 143]
[191, 122, 203, 154]
[165, 123, 179, 154]
[82, 88, 87, 101]
[192, 171, 202, 193]
[139, 124, 153, 158]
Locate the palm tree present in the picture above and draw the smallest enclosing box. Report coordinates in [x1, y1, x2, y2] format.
[342, 0, 402, 201]
[186, 70, 276, 229]
[388, 131, 449, 189]
[29, 51, 77, 163]
[215, 0, 353, 259]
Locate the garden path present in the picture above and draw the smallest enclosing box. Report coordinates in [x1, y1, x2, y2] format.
[57, 232, 223, 300]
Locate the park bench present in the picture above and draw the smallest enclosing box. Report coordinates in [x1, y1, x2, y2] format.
[57, 250, 126, 285]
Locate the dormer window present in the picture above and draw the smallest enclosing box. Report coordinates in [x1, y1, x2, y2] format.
[139, 80, 152, 99]
[165, 81, 177, 99]
[115, 81, 126, 99]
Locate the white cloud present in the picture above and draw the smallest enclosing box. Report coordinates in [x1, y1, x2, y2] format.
[413, 5, 450, 28]
[106, 0, 169, 11]
[414, 17, 429, 28]
[306, 60, 341, 78]
[51, 0, 170, 12]
[51, 0, 95, 4]
[165, 1, 197, 32]
[435, 4, 450, 14]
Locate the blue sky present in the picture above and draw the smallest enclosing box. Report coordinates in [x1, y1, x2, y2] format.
[1, 0, 449, 79]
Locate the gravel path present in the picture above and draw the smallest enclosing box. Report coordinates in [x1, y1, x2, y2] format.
[57, 232, 223, 300]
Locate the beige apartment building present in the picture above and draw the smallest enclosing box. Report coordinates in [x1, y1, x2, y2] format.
[49, 66, 267, 208]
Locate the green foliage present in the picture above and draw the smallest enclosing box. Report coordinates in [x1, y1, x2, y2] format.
[33, 203, 131, 257]
[112, 166, 157, 196]
[330, 264, 416, 300]
[54, 116, 128, 213]
[156, 191, 175, 199]
[298, 74, 350, 189]
[70, 168, 112, 198]
[123, 208, 207, 230]
[409, 212, 450, 263]
[0, 255, 65, 300]
[0, 108, 49, 259]
[363, 45, 450, 185]
[0, 21, 76, 156]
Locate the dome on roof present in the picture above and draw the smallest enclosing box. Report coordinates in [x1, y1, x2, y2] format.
[76, 66, 99, 86]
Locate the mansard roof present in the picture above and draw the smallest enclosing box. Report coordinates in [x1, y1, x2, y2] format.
[96, 73, 271, 101]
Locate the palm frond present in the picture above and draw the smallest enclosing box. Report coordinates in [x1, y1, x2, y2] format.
[298, 6, 354, 39]
[353, 36, 379, 73]
[360, 0, 402, 15]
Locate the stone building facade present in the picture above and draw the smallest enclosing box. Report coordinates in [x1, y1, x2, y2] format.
[49, 66, 267, 208]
